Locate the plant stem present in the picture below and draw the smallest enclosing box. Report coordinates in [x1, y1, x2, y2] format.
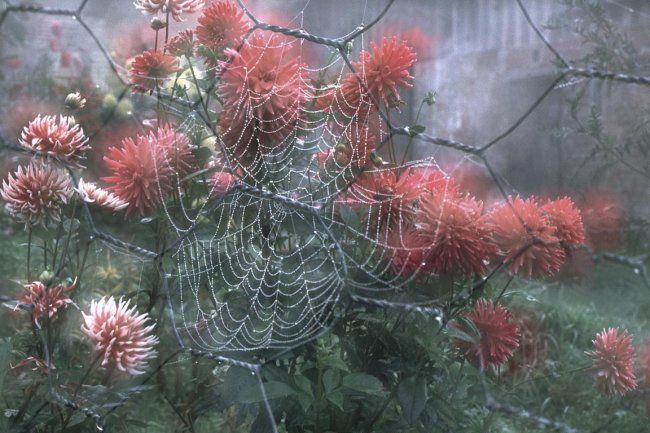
[27, 227, 32, 281]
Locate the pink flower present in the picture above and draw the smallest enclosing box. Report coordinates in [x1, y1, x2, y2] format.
[1, 162, 72, 226]
[82, 297, 159, 375]
[196, 0, 250, 67]
[378, 226, 432, 277]
[210, 171, 236, 197]
[416, 192, 496, 275]
[19, 115, 89, 167]
[586, 328, 637, 395]
[355, 37, 416, 108]
[218, 33, 309, 155]
[20, 280, 74, 325]
[541, 197, 585, 247]
[580, 191, 623, 252]
[487, 196, 565, 279]
[129, 50, 180, 92]
[166, 29, 196, 58]
[134, 0, 204, 22]
[102, 133, 173, 217]
[76, 178, 128, 212]
[453, 299, 520, 369]
[152, 126, 196, 178]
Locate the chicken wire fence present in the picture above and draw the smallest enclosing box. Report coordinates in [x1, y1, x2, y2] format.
[0, 0, 648, 432]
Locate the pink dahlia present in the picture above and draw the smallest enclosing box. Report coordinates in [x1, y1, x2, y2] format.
[166, 29, 196, 58]
[541, 197, 585, 247]
[81, 297, 159, 375]
[487, 196, 565, 279]
[210, 170, 236, 197]
[416, 191, 496, 275]
[218, 33, 309, 151]
[355, 37, 416, 108]
[129, 50, 180, 92]
[149, 126, 196, 178]
[378, 226, 432, 277]
[196, 0, 250, 67]
[1, 163, 72, 226]
[20, 280, 74, 325]
[453, 299, 520, 369]
[134, 0, 204, 22]
[19, 115, 89, 167]
[586, 328, 637, 395]
[76, 178, 128, 212]
[103, 133, 174, 217]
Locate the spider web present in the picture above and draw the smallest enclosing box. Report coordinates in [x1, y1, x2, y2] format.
[157, 1, 456, 353]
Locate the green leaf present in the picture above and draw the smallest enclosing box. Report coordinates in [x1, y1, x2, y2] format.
[327, 391, 345, 411]
[0, 340, 11, 394]
[397, 376, 428, 424]
[62, 218, 80, 232]
[323, 369, 340, 394]
[221, 366, 263, 404]
[264, 381, 297, 400]
[342, 373, 383, 394]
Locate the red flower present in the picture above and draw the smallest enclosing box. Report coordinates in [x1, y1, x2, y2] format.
[134, 0, 204, 22]
[354, 37, 416, 108]
[166, 29, 196, 58]
[378, 226, 432, 277]
[416, 191, 496, 275]
[586, 328, 637, 395]
[541, 197, 585, 247]
[580, 191, 623, 252]
[1, 162, 72, 226]
[102, 133, 174, 216]
[487, 196, 565, 279]
[453, 299, 520, 369]
[196, 0, 250, 67]
[218, 33, 309, 158]
[82, 297, 159, 375]
[19, 115, 89, 167]
[20, 280, 74, 325]
[129, 50, 180, 92]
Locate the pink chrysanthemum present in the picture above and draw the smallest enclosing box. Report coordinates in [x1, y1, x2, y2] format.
[210, 171, 236, 197]
[81, 297, 159, 376]
[19, 115, 89, 166]
[453, 299, 520, 369]
[134, 0, 204, 22]
[20, 280, 74, 325]
[76, 178, 128, 212]
[129, 50, 180, 92]
[586, 328, 637, 395]
[218, 33, 309, 152]
[103, 133, 174, 217]
[487, 196, 565, 279]
[166, 29, 196, 58]
[1, 162, 72, 226]
[195, 0, 250, 67]
[541, 197, 585, 247]
[355, 37, 416, 108]
[150, 126, 196, 178]
[416, 192, 496, 275]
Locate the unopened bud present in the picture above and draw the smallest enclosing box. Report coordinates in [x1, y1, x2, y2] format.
[370, 152, 384, 166]
[150, 17, 167, 30]
[64, 92, 86, 110]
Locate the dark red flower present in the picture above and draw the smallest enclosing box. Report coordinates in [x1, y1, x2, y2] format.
[378, 226, 433, 277]
[166, 29, 196, 58]
[453, 299, 520, 369]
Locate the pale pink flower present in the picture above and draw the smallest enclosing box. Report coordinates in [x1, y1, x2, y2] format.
[81, 297, 159, 376]
[1, 163, 72, 226]
[586, 328, 637, 395]
[19, 115, 89, 167]
[76, 178, 128, 212]
[134, 0, 204, 22]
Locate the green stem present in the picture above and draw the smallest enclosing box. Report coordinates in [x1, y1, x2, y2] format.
[26, 227, 32, 281]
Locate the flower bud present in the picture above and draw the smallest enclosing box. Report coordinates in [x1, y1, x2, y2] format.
[64, 92, 86, 110]
[150, 17, 167, 30]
